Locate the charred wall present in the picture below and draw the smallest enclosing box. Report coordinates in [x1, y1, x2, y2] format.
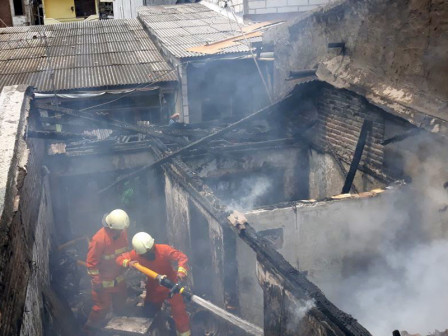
[289, 81, 420, 194]
[185, 145, 309, 208]
[265, 0, 448, 136]
[0, 86, 51, 336]
[245, 181, 448, 334]
[164, 174, 227, 306]
[161, 156, 371, 335]
[186, 60, 271, 124]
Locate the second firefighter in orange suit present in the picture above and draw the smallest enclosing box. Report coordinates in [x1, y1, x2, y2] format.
[84, 209, 130, 334]
[117, 232, 191, 336]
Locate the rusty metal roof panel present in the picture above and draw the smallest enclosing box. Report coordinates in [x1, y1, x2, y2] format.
[109, 52, 139, 65]
[0, 19, 175, 92]
[0, 58, 41, 74]
[150, 62, 173, 72]
[182, 25, 220, 35]
[135, 50, 166, 63]
[138, 3, 257, 59]
[155, 27, 190, 38]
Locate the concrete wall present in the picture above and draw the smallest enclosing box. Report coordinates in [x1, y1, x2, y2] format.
[164, 171, 255, 320]
[245, 190, 407, 286]
[246, 173, 448, 334]
[164, 174, 227, 305]
[113, 0, 144, 19]
[235, 233, 263, 325]
[265, 0, 448, 136]
[308, 149, 385, 199]
[0, 86, 49, 336]
[247, 0, 331, 16]
[43, 0, 76, 19]
[200, 0, 244, 14]
[240, 191, 399, 334]
[200, 0, 332, 15]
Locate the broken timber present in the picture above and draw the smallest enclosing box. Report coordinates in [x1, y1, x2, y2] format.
[97, 94, 293, 194]
[27, 130, 96, 141]
[35, 103, 188, 145]
[341, 119, 372, 194]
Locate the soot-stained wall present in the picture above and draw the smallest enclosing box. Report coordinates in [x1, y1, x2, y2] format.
[164, 173, 226, 305]
[19, 174, 54, 336]
[265, 0, 448, 136]
[185, 145, 309, 208]
[245, 183, 448, 334]
[0, 86, 51, 336]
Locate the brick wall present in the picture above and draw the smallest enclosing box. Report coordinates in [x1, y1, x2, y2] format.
[247, 0, 331, 15]
[313, 84, 386, 174]
[19, 175, 53, 336]
[0, 86, 49, 336]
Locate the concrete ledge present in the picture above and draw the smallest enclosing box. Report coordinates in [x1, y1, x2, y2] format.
[0, 85, 30, 224]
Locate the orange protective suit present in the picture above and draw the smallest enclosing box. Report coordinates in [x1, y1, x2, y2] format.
[116, 244, 190, 335]
[85, 227, 128, 329]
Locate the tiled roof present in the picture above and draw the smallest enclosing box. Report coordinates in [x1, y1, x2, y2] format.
[138, 3, 257, 59]
[0, 19, 177, 92]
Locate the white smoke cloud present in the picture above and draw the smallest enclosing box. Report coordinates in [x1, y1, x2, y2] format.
[332, 240, 448, 335]
[225, 176, 272, 211]
[317, 132, 448, 335]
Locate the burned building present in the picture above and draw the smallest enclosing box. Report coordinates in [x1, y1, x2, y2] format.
[0, 0, 448, 336]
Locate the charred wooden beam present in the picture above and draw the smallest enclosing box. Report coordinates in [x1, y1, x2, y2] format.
[35, 103, 187, 145]
[27, 130, 95, 140]
[183, 138, 297, 158]
[64, 140, 153, 157]
[97, 94, 293, 194]
[341, 120, 372, 194]
[327, 144, 359, 194]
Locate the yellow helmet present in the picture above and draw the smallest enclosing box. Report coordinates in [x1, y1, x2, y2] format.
[103, 209, 130, 230]
[132, 232, 155, 254]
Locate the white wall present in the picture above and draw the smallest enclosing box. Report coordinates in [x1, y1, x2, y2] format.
[247, 0, 332, 15]
[113, 0, 144, 19]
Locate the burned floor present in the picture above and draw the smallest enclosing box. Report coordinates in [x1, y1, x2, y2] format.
[0, 1, 448, 336]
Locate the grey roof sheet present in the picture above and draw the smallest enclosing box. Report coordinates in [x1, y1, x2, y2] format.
[0, 19, 176, 92]
[138, 3, 253, 59]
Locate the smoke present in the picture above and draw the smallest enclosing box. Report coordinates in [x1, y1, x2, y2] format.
[222, 176, 272, 211]
[332, 240, 448, 335]
[283, 296, 316, 331]
[316, 132, 448, 335]
[289, 298, 315, 321]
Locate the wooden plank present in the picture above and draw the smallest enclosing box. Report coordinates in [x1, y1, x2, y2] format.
[341, 120, 372, 194]
[97, 94, 292, 194]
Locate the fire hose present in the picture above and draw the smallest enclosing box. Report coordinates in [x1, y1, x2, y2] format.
[131, 262, 193, 300]
[130, 263, 263, 335]
[77, 260, 262, 335]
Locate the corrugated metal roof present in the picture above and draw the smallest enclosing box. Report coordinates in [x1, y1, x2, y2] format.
[138, 3, 254, 59]
[0, 19, 176, 92]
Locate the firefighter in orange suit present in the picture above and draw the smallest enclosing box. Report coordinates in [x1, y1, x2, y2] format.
[116, 232, 191, 336]
[83, 209, 130, 335]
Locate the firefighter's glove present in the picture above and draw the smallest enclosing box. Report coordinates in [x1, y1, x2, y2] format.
[177, 272, 187, 282]
[177, 266, 188, 282]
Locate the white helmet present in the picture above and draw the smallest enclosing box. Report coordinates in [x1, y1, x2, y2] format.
[132, 232, 155, 254]
[103, 209, 130, 230]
